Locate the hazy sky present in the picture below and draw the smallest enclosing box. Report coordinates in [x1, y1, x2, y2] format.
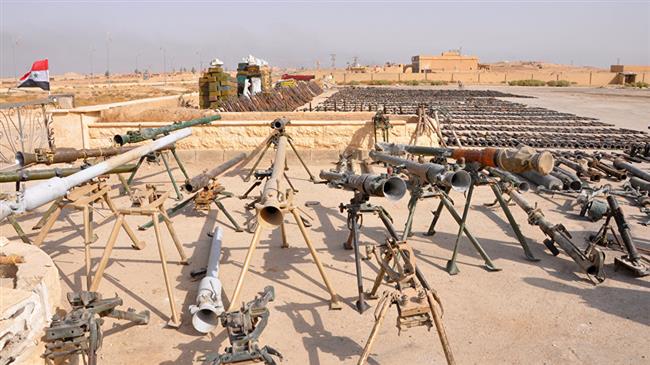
[1, 1, 648, 77]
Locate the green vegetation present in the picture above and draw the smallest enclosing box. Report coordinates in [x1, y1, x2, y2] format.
[367, 80, 394, 85]
[429, 80, 449, 86]
[626, 81, 649, 88]
[508, 79, 546, 86]
[546, 80, 571, 87]
[402, 80, 420, 86]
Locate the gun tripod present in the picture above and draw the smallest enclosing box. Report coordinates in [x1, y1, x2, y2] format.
[138, 180, 243, 232]
[422, 169, 538, 274]
[243, 127, 317, 183]
[122, 145, 189, 201]
[90, 185, 188, 327]
[229, 189, 341, 311]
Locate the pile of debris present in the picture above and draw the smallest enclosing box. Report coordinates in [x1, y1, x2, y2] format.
[216, 81, 323, 112]
[199, 60, 236, 109]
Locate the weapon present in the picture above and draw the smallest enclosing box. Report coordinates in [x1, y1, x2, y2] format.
[589, 195, 649, 277]
[550, 166, 584, 191]
[0, 164, 135, 183]
[376, 142, 554, 175]
[43, 291, 149, 365]
[113, 115, 218, 145]
[368, 150, 471, 192]
[15, 145, 146, 167]
[521, 170, 563, 190]
[630, 176, 650, 192]
[0, 129, 191, 221]
[578, 153, 628, 180]
[270, 116, 289, 130]
[613, 158, 650, 182]
[206, 286, 282, 365]
[184, 153, 247, 193]
[319, 170, 407, 201]
[372, 111, 392, 143]
[487, 167, 530, 192]
[556, 156, 603, 182]
[320, 170, 407, 312]
[500, 184, 605, 284]
[190, 227, 225, 333]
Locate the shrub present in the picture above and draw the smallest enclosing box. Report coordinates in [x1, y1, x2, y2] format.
[347, 80, 360, 86]
[429, 80, 449, 86]
[547, 80, 571, 87]
[508, 79, 546, 86]
[402, 80, 420, 86]
[366, 79, 394, 86]
[626, 81, 649, 88]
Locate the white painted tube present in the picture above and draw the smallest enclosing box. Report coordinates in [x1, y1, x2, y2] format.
[0, 129, 192, 221]
[190, 226, 225, 333]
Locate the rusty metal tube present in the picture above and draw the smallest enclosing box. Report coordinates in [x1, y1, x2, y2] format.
[15, 146, 142, 167]
[183, 153, 247, 193]
[520, 171, 563, 190]
[258, 135, 288, 227]
[0, 164, 136, 183]
[614, 159, 650, 181]
[0, 129, 191, 220]
[629, 177, 650, 192]
[319, 170, 407, 201]
[369, 150, 471, 192]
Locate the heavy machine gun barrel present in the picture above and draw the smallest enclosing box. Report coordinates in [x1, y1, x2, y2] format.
[258, 135, 289, 227]
[486, 167, 530, 192]
[319, 170, 407, 201]
[183, 153, 247, 193]
[0, 129, 191, 220]
[377, 142, 554, 175]
[16, 146, 142, 167]
[113, 115, 219, 145]
[368, 150, 471, 192]
[0, 164, 135, 183]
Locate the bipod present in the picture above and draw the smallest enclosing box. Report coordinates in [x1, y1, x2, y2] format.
[422, 179, 500, 274]
[229, 189, 341, 311]
[122, 145, 189, 201]
[359, 238, 455, 365]
[242, 128, 317, 183]
[138, 180, 243, 232]
[90, 185, 188, 327]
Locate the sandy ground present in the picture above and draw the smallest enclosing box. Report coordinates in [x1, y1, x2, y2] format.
[1, 87, 649, 365]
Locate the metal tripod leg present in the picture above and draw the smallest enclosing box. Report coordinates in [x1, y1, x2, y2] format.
[349, 208, 370, 313]
[160, 151, 183, 201]
[229, 222, 264, 311]
[83, 205, 93, 291]
[280, 220, 289, 248]
[443, 185, 499, 274]
[357, 294, 392, 365]
[33, 205, 63, 247]
[239, 180, 262, 199]
[287, 137, 316, 182]
[32, 198, 62, 230]
[90, 214, 124, 291]
[424, 188, 449, 236]
[117, 174, 132, 196]
[125, 156, 146, 187]
[138, 195, 194, 230]
[291, 208, 341, 310]
[214, 199, 244, 232]
[7, 215, 30, 244]
[170, 147, 190, 180]
[152, 213, 182, 327]
[160, 208, 189, 264]
[243, 140, 272, 182]
[426, 291, 456, 365]
[402, 190, 421, 240]
[489, 184, 538, 261]
[103, 195, 145, 249]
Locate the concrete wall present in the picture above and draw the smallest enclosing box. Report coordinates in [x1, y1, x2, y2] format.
[310, 70, 641, 86]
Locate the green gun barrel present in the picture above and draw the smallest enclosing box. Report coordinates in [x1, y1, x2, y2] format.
[114, 115, 220, 145]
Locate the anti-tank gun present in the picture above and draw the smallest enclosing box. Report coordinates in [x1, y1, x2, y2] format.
[113, 115, 219, 145]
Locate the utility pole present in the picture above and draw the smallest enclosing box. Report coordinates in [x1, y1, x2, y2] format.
[135, 52, 140, 76]
[106, 32, 111, 85]
[329, 54, 336, 69]
[12, 36, 20, 82]
[160, 47, 167, 85]
[90, 46, 95, 85]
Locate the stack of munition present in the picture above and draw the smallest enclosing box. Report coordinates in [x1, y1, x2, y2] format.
[236, 62, 272, 96]
[199, 65, 236, 109]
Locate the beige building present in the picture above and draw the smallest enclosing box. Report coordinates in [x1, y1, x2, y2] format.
[411, 51, 479, 73]
[610, 64, 650, 83]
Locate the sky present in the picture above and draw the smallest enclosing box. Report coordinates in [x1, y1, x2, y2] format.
[0, 1, 648, 77]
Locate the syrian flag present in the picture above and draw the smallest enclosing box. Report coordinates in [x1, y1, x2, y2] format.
[17, 59, 50, 91]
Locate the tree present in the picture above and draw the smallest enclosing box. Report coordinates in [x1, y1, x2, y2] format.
[191, 67, 196, 74]
[105, 70, 110, 78]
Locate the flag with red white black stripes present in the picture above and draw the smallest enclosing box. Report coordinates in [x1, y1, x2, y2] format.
[17, 59, 50, 91]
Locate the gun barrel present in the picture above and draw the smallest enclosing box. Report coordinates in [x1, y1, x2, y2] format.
[270, 117, 289, 130]
[191, 227, 225, 333]
[487, 167, 530, 192]
[520, 170, 563, 190]
[16, 146, 139, 167]
[258, 135, 288, 227]
[614, 159, 650, 181]
[369, 150, 470, 192]
[113, 115, 219, 145]
[0, 129, 191, 220]
[0, 164, 136, 183]
[319, 169, 407, 200]
[607, 195, 641, 263]
[184, 153, 247, 193]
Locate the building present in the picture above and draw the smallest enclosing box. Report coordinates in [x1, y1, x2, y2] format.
[411, 51, 479, 73]
[610, 65, 650, 84]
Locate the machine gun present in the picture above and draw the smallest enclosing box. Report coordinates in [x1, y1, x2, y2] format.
[113, 115, 219, 145]
[376, 142, 554, 175]
[43, 291, 149, 365]
[205, 286, 282, 365]
[320, 170, 407, 312]
[0, 164, 135, 184]
[15, 145, 144, 167]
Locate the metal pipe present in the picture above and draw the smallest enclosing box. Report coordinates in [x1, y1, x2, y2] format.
[0, 129, 191, 220]
[0, 164, 136, 183]
[15, 146, 143, 167]
[376, 142, 554, 175]
[520, 171, 563, 190]
[629, 177, 650, 192]
[553, 166, 584, 190]
[258, 136, 288, 227]
[183, 153, 247, 193]
[614, 159, 650, 181]
[113, 115, 218, 145]
[487, 167, 530, 192]
[550, 170, 582, 191]
[319, 170, 407, 201]
[369, 150, 471, 192]
[190, 226, 225, 333]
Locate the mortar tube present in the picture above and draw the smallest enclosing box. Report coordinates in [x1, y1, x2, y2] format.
[614, 159, 650, 182]
[520, 171, 563, 190]
[629, 177, 650, 192]
[190, 226, 225, 333]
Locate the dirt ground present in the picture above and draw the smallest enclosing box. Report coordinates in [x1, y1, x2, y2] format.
[1, 87, 649, 365]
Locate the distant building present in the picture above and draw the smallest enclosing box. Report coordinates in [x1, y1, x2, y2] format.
[411, 51, 479, 73]
[610, 65, 650, 84]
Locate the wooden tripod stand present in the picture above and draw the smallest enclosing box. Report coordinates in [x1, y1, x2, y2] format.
[229, 189, 341, 311]
[90, 185, 188, 327]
